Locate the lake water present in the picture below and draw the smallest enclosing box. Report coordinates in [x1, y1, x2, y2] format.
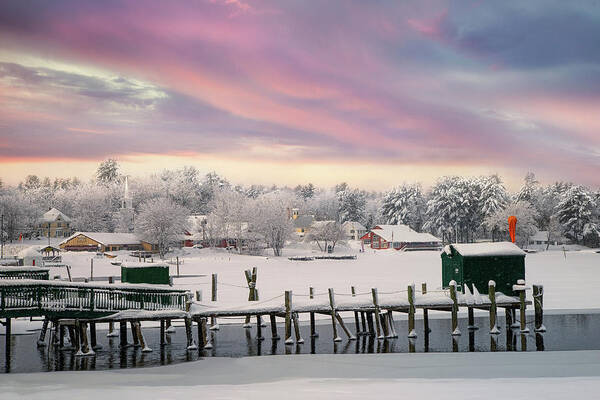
[1, 312, 599, 373]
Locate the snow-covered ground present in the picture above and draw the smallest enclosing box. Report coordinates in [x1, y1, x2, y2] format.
[35, 242, 600, 310]
[3, 351, 600, 399]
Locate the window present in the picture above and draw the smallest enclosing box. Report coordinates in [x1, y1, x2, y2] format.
[393, 242, 401, 248]
[363, 239, 371, 245]
[372, 242, 379, 248]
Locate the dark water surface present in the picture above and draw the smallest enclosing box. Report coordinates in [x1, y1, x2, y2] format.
[1, 312, 599, 373]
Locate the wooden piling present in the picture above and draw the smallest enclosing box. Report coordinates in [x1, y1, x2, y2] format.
[366, 312, 375, 336]
[185, 318, 197, 350]
[505, 308, 513, 331]
[379, 312, 390, 338]
[130, 322, 140, 347]
[270, 314, 279, 339]
[256, 315, 264, 340]
[198, 318, 206, 348]
[328, 288, 342, 342]
[360, 311, 367, 336]
[5, 318, 11, 353]
[422, 282, 430, 334]
[204, 318, 213, 349]
[79, 322, 91, 354]
[37, 318, 49, 347]
[408, 284, 417, 338]
[387, 310, 397, 338]
[210, 273, 219, 330]
[488, 280, 499, 334]
[468, 307, 476, 330]
[518, 280, 529, 333]
[160, 319, 166, 346]
[195, 290, 202, 302]
[309, 287, 318, 337]
[119, 321, 128, 347]
[335, 312, 356, 340]
[449, 281, 461, 336]
[136, 322, 152, 352]
[284, 290, 293, 344]
[351, 286, 361, 336]
[90, 322, 100, 350]
[107, 276, 117, 337]
[292, 312, 304, 343]
[244, 268, 257, 327]
[533, 284, 545, 332]
[371, 288, 384, 339]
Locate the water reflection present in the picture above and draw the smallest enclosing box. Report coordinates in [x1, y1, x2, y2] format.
[0, 312, 598, 373]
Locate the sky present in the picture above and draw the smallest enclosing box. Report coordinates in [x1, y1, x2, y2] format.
[1, 0, 599, 191]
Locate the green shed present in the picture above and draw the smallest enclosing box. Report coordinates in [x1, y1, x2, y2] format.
[121, 262, 170, 285]
[441, 242, 525, 296]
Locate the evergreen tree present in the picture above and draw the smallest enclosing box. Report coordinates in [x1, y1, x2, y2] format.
[380, 183, 424, 231]
[515, 172, 539, 203]
[556, 185, 598, 244]
[337, 188, 366, 224]
[96, 159, 120, 184]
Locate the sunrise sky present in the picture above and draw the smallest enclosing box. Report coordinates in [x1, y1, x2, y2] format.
[1, 0, 599, 190]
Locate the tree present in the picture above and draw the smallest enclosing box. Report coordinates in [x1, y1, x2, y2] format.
[136, 197, 189, 258]
[337, 188, 366, 224]
[306, 221, 344, 252]
[295, 183, 315, 201]
[556, 185, 598, 244]
[515, 172, 539, 203]
[484, 201, 539, 247]
[207, 189, 249, 251]
[380, 183, 425, 231]
[96, 159, 120, 184]
[249, 192, 293, 256]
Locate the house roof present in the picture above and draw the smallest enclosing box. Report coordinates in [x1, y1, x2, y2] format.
[444, 242, 526, 257]
[369, 224, 441, 243]
[342, 221, 366, 231]
[293, 215, 315, 228]
[40, 208, 71, 223]
[18, 246, 42, 258]
[60, 232, 141, 246]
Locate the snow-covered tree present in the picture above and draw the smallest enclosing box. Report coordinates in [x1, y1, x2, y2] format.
[135, 197, 189, 258]
[337, 188, 366, 224]
[249, 192, 293, 256]
[96, 159, 120, 184]
[480, 174, 509, 219]
[295, 183, 315, 201]
[70, 183, 118, 232]
[380, 183, 424, 231]
[208, 189, 249, 251]
[304, 190, 339, 221]
[515, 172, 539, 203]
[556, 185, 598, 244]
[484, 201, 539, 247]
[306, 221, 344, 252]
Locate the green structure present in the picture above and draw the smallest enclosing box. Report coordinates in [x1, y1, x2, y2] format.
[441, 242, 525, 296]
[121, 262, 170, 285]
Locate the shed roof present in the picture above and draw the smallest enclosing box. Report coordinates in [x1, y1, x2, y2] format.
[60, 232, 141, 246]
[293, 215, 315, 228]
[342, 221, 366, 231]
[370, 224, 441, 243]
[444, 242, 526, 257]
[18, 246, 42, 258]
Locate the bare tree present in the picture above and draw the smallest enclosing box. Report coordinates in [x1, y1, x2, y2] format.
[306, 221, 344, 252]
[249, 192, 293, 256]
[135, 197, 189, 258]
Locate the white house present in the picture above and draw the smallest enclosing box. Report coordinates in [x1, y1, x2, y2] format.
[18, 246, 44, 267]
[342, 221, 366, 240]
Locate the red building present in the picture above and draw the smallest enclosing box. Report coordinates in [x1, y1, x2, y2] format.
[360, 224, 442, 251]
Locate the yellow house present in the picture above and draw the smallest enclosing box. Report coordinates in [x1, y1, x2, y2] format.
[37, 208, 73, 238]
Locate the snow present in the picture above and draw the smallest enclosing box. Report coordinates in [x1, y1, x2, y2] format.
[447, 241, 526, 257]
[40, 207, 72, 223]
[3, 351, 600, 399]
[59, 232, 141, 246]
[121, 261, 169, 269]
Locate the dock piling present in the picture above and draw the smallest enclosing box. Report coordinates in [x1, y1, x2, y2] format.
[488, 281, 499, 334]
[533, 284, 545, 332]
[284, 290, 293, 344]
[328, 288, 342, 342]
[449, 281, 461, 336]
[408, 284, 417, 338]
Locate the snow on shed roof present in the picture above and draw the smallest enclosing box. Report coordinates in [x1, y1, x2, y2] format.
[342, 221, 366, 230]
[371, 224, 441, 243]
[60, 232, 141, 246]
[122, 261, 169, 269]
[40, 207, 71, 223]
[18, 246, 42, 258]
[444, 242, 526, 257]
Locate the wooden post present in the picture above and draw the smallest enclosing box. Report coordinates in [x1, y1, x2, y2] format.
[160, 319, 166, 346]
[119, 321, 128, 347]
[379, 312, 390, 338]
[37, 318, 49, 347]
[130, 322, 140, 347]
[203, 318, 213, 349]
[284, 290, 293, 344]
[518, 280, 529, 333]
[5, 318, 11, 352]
[422, 282, 430, 334]
[408, 284, 417, 338]
[468, 308, 476, 330]
[360, 311, 367, 336]
[256, 315, 264, 340]
[107, 276, 117, 337]
[449, 280, 461, 336]
[270, 314, 279, 340]
[505, 308, 513, 331]
[210, 273, 219, 330]
[79, 322, 91, 355]
[371, 288, 383, 339]
[244, 268, 257, 327]
[533, 284, 545, 332]
[387, 311, 397, 338]
[90, 258, 94, 281]
[328, 288, 342, 342]
[489, 280, 499, 334]
[136, 322, 152, 352]
[351, 286, 361, 336]
[335, 312, 356, 340]
[366, 312, 375, 336]
[90, 322, 100, 350]
[292, 312, 304, 343]
[185, 318, 197, 350]
[176, 256, 180, 277]
[309, 287, 317, 337]
[197, 318, 206, 348]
